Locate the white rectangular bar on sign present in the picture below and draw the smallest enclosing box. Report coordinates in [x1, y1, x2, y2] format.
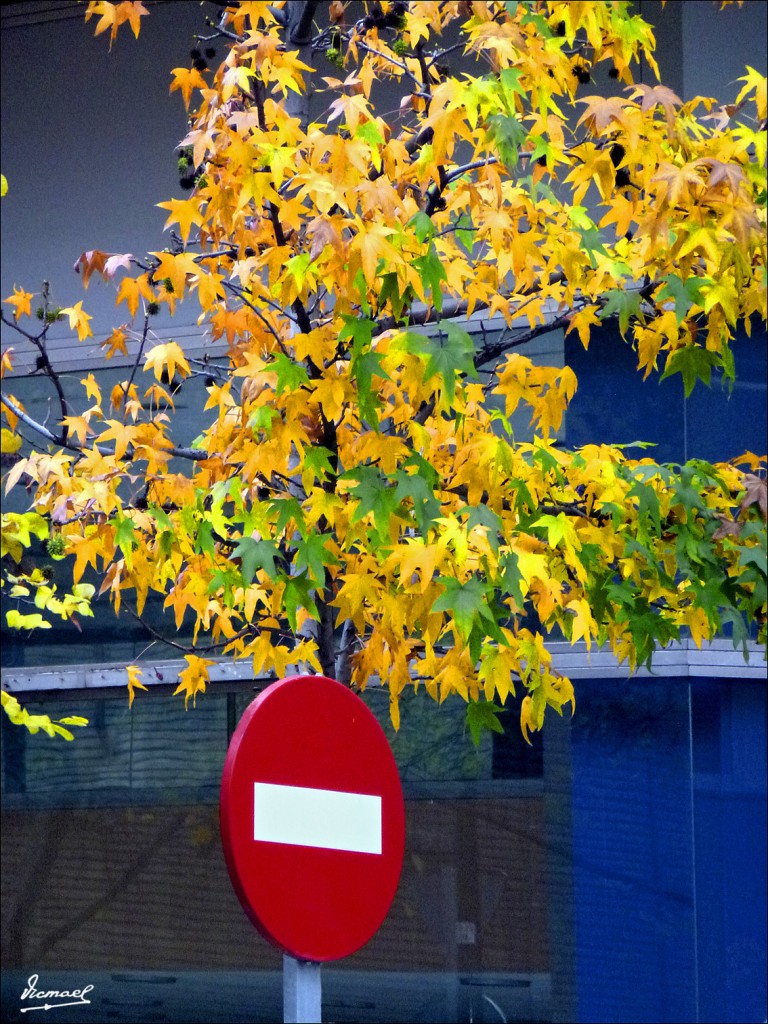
[253, 782, 382, 855]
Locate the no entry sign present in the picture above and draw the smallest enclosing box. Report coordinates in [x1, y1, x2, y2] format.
[220, 675, 405, 962]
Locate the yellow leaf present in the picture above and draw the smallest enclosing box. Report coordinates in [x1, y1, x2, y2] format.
[150, 251, 199, 299]
[1, 428, 21, 455]
[6, 609, 52, 630]
[60, 301, 94, 342]
[126, 663, 148, 707]
[115, 273, 154, 318]
[80, 373, 102, 404]
[157, 197, 205, 244]
[174, 654, 216, 708]
[478, 644, 517, 704]
[143, 341, 191, 382]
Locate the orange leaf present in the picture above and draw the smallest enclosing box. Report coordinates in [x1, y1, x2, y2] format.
[3, 286, 33, 320]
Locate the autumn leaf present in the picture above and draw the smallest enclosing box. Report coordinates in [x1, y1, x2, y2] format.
[143, 341, 191, 382]
[174, 654, 216, 709]
[3, 286, 33, 320]
[4, 0, 765, 746]
[60, 301, 93, 341]
[115, 272, 154, 317]
[626, 83, 682, 129]
[156, 197, 205, 244]
[170, 66, 208, 108]
[73, 250, 110, 288]
[126, 663, 148, 707]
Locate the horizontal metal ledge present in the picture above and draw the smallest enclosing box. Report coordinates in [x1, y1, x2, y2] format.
[2, 639, 763, 695]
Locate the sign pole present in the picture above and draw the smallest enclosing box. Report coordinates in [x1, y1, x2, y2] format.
[283, 955, 321, 1023]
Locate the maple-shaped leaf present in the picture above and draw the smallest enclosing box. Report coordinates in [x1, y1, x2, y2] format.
[739, 474, 768, 519]
[307, 217, 343, 261]
[576, 95, 632, 135]
[660, 347, 720, 397]
[150, 251, 199, 298]
[126, 663, 148, 708]
[73, 249, 109, 288]
[143, 341, 191, 382]
[343, 465, 399, 536]
[598, 288, 642, 337]
[2, 286, 33, 320]
[101, 327, 129, 359]
[626, 83, 682, 129]
[104, 253, 134, 277]
[403, 323, 477, 399]
[86, 1, 148, 46]
[655, 273, 711, 325]
[170, 66, 208, 109]
[293, 534, 340, 587]
[281, 572, 319, 634]
[432, 575, 496, 644]
[115, 272, 154, 318]
[466, 700, 507, 747]
[651, 161, 706, 206]
[174, 654, 216, 709]
[691, 157, 746, 195]
[60, 301, 93, 341]
[157, 197, 205, 244]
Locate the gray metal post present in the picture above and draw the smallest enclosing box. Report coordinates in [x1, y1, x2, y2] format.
[283, 955, 321, 1023]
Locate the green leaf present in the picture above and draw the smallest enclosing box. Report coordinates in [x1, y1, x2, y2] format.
[338, 314, 375, 349]
[249, 405, 281, 436]
[403, 322, 478, 399]
[281, 571, 319, 633]
[433, 576, 494, 643]
[378, 272, 413, 320]
[599, 288, 642, 336]
[353, 268, 371, 315]
[660, 347, 720, 397]
[233, 537, 280, 583]
[294, 533, 339, 585]
[656, 273, 713, 325]
[466, 700, 507, 747]
[148, 503, 174, 532]
[408, 211, 436, 243]
[395, 470, 440, 532]
[195, 519, 215, 558]
[578, 226, 608, 266]
[115, 515, 136, 553]
[412, 243, 447, 311]
[353, 349, 389, 428]
[269, 495, 307, 540]
[355, 120, 385, 168]
[272, 353, 309, 396]
[461, 504, 502, 551]
[499, 67, 527, 106]
[302, 445, 336, 483]
[344, 465, 399, 536]
[487, 113, 526, 168]
[498, 550, 525, 607]
[626, 479, 661, 537]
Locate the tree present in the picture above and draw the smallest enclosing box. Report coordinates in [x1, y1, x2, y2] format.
[1, 0, 766, 744]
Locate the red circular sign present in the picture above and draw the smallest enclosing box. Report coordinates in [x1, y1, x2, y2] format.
[220, 675, 405, 962]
